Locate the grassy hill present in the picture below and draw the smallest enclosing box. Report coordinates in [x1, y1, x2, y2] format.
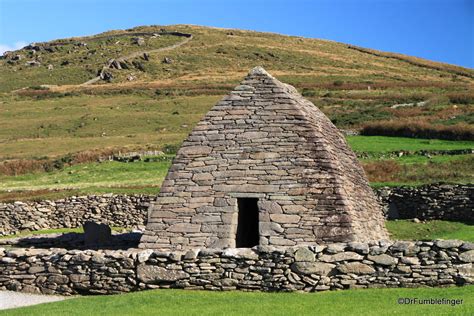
[2, 25, 473, 90]
[0, 24, 472, 200]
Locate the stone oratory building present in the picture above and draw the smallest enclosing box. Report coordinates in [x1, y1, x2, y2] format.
[140, 67, 388, 250]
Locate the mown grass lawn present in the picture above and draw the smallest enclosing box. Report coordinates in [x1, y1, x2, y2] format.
[386, 220, 474, 242]
[1, 287, 472, 316]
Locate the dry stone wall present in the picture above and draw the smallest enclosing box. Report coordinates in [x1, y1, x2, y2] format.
[0, 195, 152, 236]
[0, 240, 472, 295]
[376, 184, 474, 222]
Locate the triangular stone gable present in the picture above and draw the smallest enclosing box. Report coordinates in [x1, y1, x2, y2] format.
[140, 67, 388, 250]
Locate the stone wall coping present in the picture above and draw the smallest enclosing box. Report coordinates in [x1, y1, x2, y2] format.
[2, 239, 473, 258]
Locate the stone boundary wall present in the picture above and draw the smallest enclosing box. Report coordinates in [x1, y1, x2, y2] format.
[0, 195, 153, 236]
[376, 184, 474, 222]
[0, 240, 472, 295]
[0, 184, 472, 236]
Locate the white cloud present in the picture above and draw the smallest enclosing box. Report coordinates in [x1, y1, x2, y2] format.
[0, 41, 28, 54]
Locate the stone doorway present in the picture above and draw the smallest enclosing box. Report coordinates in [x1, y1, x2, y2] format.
[236, 198, 260, 248]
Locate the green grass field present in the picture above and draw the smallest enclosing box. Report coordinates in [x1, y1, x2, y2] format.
[346, 136, 474, 153]
[1, 94, 472, 161]
[1, 287, 472, 316]
[0, 93, 219, 160]
[0, 159, 171, 192]
[386, 220, 474, 242]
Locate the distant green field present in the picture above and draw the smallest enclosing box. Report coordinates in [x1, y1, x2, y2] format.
[346, 136, 474, 153]
[378, 154, 472, 164]
[1, 287, 472, 316]
[0, 159, 171, 192]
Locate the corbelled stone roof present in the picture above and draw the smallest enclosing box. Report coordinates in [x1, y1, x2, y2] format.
[140, 67, 389, 250]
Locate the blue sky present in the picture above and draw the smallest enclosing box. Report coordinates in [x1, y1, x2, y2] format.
[0, 0, 472, 67]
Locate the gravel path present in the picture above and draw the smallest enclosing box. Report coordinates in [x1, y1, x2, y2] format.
[0, 290, 69, 310]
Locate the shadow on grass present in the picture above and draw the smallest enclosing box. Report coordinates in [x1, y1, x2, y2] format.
[0, 232, 141, 250]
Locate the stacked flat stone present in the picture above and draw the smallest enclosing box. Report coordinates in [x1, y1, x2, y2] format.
[377, 184, 474, 222]
[140, 66, 388, 250]
[0, 195, 151, 236]
[0, 240, 472, 295]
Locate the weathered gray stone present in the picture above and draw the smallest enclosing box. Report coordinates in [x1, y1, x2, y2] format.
[28, 266, 45, 274]
[70, 274, 90, 283]
[320, 252, 363, 262]
[337, 262, 375, 274]
[400, 257, 420, 265]
[179, 146, 212, 156]
[459, 250, 474, 263]
[167, 223, 201, 233]
[137, 265, 188, 283]
[461, 242, 474, 251]
[258, 201, 282, 213]
[137, 249, 154, 263]
[326, 243, 346, 254]
[259, 222, 284, 235]
[435, 240, 463, 249]
[390, 241, 417, 254]
[347, 242, 369, 254]
[222, 248, 258, 260]
[269, 214, 300, 224]
[394, 265, 412, 274]
[294, 248, 315, 262]
[291, 262, 335, 275]
[47, 275, 69, 284]
[269, 236, 296, 246]
[83, 221, 112, 247]
[368, 254, 398, 266]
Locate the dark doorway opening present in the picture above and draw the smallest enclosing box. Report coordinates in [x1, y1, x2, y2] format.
[236, 198, 259, 248]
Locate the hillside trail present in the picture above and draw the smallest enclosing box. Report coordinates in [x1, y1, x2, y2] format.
[80, 33, 193, 86]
